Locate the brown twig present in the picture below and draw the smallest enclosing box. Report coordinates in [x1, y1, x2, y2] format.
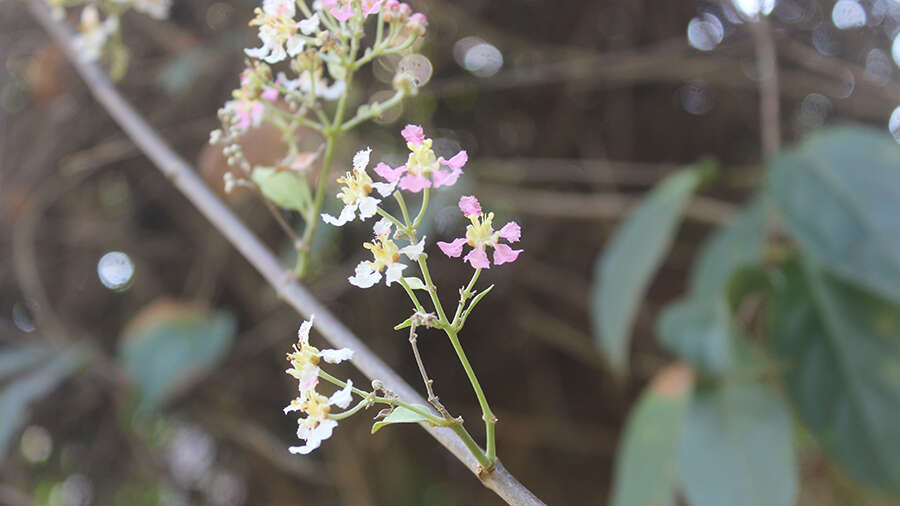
[747, 15, 781, 159]
[25, 1, 543, 504]
[408, 322, 452, 420]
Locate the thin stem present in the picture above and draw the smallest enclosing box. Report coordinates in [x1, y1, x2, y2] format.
[394, 191, 413, 230]
[398, 277, 425, 313]
[317, 369, 445, 426]
[340, 89, 405, 132]
[417, 255, 448, 324]
[445, 328, 497, 466]
[328, 396, 371, 420]
[449, 423, 493, 471]
[376, 207, 407, 231]
[411, 187, 430, 229]
[296, 135, 336, 276]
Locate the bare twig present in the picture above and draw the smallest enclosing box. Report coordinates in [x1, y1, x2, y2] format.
[408, 322, 452, 419]
[747, 16, 781, 159]
[25, 1, 543, 504]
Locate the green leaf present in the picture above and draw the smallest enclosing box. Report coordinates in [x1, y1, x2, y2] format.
[689, 199, 766, 298]
[610, 364, 693, 506]
[770, 261, 900, 496]
[119, 305, 235, 412]
[768, 125, 900, 304]
[251, 167, 313, 213]
[679, 382, 797, 506]
[592, 165, 708, 377]
[0, 349, 83, 458]
[371, 405, 433, 434]
[658, 297, 736, 375]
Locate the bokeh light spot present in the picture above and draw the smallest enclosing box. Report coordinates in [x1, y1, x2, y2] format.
[97, 251, 134, 291]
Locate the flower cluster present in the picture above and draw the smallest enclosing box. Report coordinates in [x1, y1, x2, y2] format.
[322, 125, 468, 227]
[52, 0, 172, 64]
[438, 196, 523, 269]
[283, 317, 355, 454]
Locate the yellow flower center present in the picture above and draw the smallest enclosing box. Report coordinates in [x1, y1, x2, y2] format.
[363, 237, 400, 273]
[336, 169, 373, 205]
[301, 391, 331, 426]
[466, 212, 499, 248]
[405, 138, 437, 176]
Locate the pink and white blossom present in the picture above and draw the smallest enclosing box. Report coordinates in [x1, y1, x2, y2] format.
[370, 124, 468, 195]
[349, 220, 425, 288]
[322, 148, 384, 226]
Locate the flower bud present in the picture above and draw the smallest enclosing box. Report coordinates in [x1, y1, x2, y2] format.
[406, 13, 427, 37]
[393, 71, 418, 96]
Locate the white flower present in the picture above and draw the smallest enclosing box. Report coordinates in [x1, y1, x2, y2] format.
[321, 148, 381, 226]
[119, 0, 171, 19]
[245, 0, 306, 64]
[349, 220, 426, 288]
[72, 6, 119, 63]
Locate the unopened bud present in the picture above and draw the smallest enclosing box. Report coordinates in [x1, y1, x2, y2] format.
[393, 71, 417, 96]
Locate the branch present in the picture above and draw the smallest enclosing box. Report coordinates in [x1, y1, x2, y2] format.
[25, 1, 543, 504]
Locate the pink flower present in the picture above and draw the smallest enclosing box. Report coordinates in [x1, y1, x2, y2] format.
[401, 124, 425, 145]
[330, 2, 354, 22]
[321, 0, 338, 7]
[369, 125, 468, 195]
[437, 196, 523, 270]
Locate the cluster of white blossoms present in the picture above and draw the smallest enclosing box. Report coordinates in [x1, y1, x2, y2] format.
[53, 0, 172, 63]
[283, 317, 356, 454]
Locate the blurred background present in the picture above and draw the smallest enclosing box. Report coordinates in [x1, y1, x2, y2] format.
[2, 0, 900, 504]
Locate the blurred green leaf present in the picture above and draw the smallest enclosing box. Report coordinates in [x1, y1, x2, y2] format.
[591, 164, 708, 377]
[658, 297, 736, 375]
[768, 125, 900, 304]
[371, 405, 432, 434]
[689, 199, 766, 298]
[252, 167, 313, 214]
[119, 303, 235, 412]
[679, 382, 797, 506]
[770, 261, 900, 496]
[0, 348, 83, 457]
[610, 364, 693, 506]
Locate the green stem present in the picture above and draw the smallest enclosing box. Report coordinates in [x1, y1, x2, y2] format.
[375, 207, 406, 231]
[394, 191, 413, 230]
[445, 327, 496, 465]
[411, 187, 430, 229]
[449, 422, 493, 471]
[317, 369, 445, 426]
[340, 89, 405, 132]
[296, 135, 336, 276]
[417, 255, 448, 324]
[398, 277, 425, 313]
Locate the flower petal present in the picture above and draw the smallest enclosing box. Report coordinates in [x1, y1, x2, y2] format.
[464, 247, 491, 269]
[321, 203, 357, 226]
[458, 195, 482, 217]
[348, 262, 381, 288]
[492, 243, 523, 265]
[298, 13, 319, 35]
[373, 217, 392, 238]
[398, 174, 431, 193]
[372, 181, 397, 197]
[401, 124, 425, 145]
[399, 236, 426, 260]
[498, 221, 521, 243]
[298, 316, 315, 346]
[353, 148, 372, 172]
[320, 348, 354, 363]
[373, 162, 407, 183]
[385, 262, 406, 286]
[329, 380, 353, 409]
[330, 3, 354, 21]
[358, 196, 380, 219]
[443, 150, 468, 171]
[437, 237, 467, 258]
[431, 167, 462, 188]
[283, 398, 303, 414]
